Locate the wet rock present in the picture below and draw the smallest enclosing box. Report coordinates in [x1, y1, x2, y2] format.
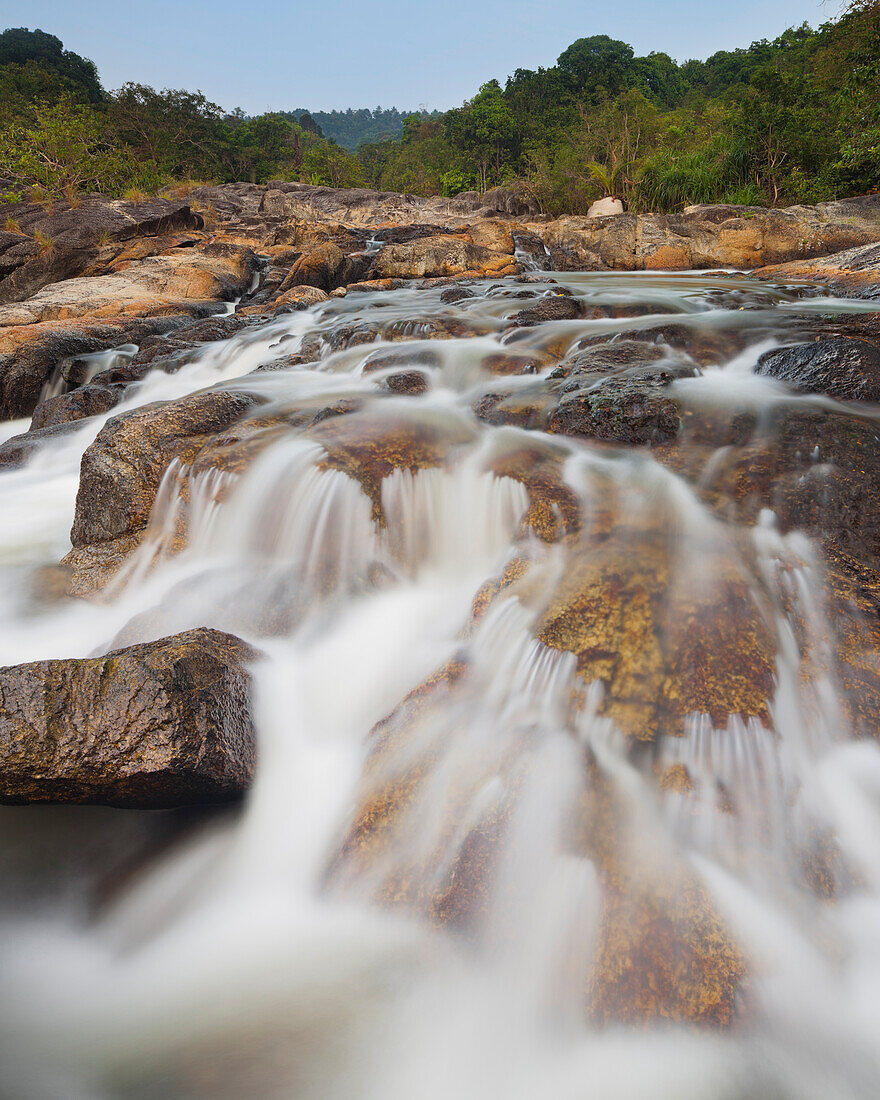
[0, 628, 258, 808]
[0, 315, 189, 420]
[361, 347, 442, 375]
[480, 350, 555, 375]
[557, 340, 665, 378]
[383, 370, 429, 395]
[755, 338, 880, 401]
[440, 286, 475, 304]
[71, 389, 262, 548]
[509, 295, 582, 327]
[473, 391, 551, 431]
[61, 533, 144, 598]
[589, 822, 745, 1027]
[308, 409, 476, 524]
[30, 382, 126, 431]
[0, 421, 82, 469]
[548, 374, 681, 445]
[373, 235, 517, 280]
[535, 530, 776, 741]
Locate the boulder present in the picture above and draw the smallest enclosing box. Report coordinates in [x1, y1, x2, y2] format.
[588, 197, 624, 218]
[535, 195, 880, 271]
[0, 315, 190, 420]
[0, 195, 203, 305]
[755, 339, 880, 401]
[270, 285, 330, 312]
[30, 381, 126, 430]
[0, 421, 82, 469]
[278, 242, 345, 292]
[0, 628, 258, 807]
[0, 242, 259, 328]
[71, 389, 262, 548]
[481, 187, 541, 218]
[547, 374, 682, 445]
[373, 235, 517, 280]
[509, 294, 582, 326]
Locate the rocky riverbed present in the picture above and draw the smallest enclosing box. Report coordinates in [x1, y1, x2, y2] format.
[2, 183, 880, 1097]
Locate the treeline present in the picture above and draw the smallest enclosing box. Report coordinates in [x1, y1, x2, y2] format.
[284, 108, 441, 151]
[0, 28, 366, 204]
[0, 7, 878, 214]
[360, 1, 880, 212]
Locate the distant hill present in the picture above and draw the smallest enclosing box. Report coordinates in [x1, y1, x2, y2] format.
[284, 107, 441, 151]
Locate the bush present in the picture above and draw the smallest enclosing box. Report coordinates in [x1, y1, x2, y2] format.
[0, 100, 164, 201]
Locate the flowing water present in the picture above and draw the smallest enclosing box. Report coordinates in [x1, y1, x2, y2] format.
[1, 271, 880, 1098]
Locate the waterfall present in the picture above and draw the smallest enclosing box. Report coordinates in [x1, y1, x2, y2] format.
[2, 269, 880, 1099]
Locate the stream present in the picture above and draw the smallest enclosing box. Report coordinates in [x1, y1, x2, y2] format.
[2, 270, 880, 1099]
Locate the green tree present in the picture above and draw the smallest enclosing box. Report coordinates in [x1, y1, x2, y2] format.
[0, 100, 162, 201]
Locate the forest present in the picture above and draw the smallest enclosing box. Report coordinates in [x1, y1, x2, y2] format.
[0, 1, 877, 216]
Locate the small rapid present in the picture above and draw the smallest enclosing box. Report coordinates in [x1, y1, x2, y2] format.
[1, 270, 880, 1099]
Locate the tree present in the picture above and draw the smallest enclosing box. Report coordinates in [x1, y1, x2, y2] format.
[444, 81, 517, 190]
[109, 84, 224, 177]
[0, 100, 161, 200]
[557, 36, 637, 101]
[0, 27, 103, 103]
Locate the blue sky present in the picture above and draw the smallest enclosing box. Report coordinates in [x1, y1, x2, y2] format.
[2, 0, 837, 113]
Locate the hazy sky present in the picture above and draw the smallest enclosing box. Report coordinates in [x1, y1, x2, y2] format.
[3, 0, 838, 114]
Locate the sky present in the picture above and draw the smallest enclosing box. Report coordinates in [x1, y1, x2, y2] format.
[0, 0, 839, 114]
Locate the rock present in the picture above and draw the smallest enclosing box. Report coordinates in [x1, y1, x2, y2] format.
[117, 314, 253, 375]
[71, 389, 262, 549]
[0, 315, 189, 420]
[0, 421, 82, 469]
[553, 340, 665, 382]
[0, 628, 258, 807]
[534, 529, 775, 741]
[0, 195, 203, 305]
[534, 194, 880, 271]
[383, 370, 429, 395]
[588, 197, 624, 218]
[373, 235, 517, 280]
[308, 408, 476, 524]
[440, 286, 475, 304]
[510, 295, 582, 326]
[481, 187, 541, 218]
[0, 242, 259, 329]
[465, 219, 515, 254]
[755, 339, 880, 401]
[278, 242, 345, 292]
[547, 374, 682, 445]
[753, 240, 880, 294]
[30, 382, 126, 430]
[271, 285, 329, 311]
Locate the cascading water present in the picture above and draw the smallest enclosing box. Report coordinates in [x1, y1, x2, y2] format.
[2, 270, 880, 1099]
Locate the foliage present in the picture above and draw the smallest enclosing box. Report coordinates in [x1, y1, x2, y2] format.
[0, 101, 163, 201]
[285, 106, 442, 151]
[0, 10, 877, 213]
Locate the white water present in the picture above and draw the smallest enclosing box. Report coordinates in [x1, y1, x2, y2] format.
[0, 272, 879, 1099]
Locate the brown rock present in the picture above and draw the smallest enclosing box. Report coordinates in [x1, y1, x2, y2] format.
[373, 235, 517, 280]
[278, 242, 345, 292]
[0, 628, 258, 807]
[0, 242, 259, 329]
[71, 389, 262, 548]
[0, 195, 203, 305]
